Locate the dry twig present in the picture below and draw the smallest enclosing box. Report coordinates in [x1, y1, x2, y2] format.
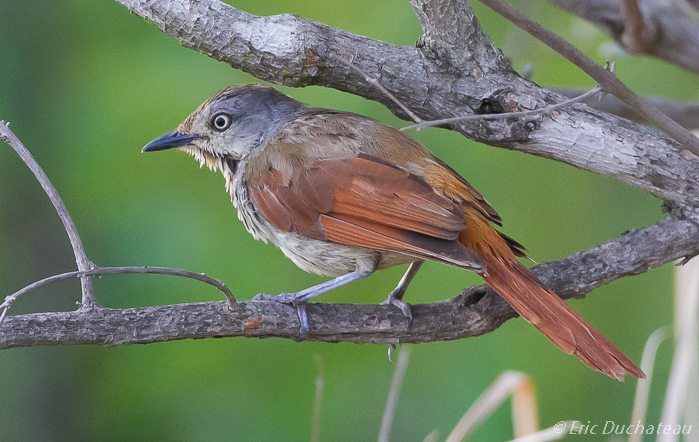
[0, 121, 97, 308]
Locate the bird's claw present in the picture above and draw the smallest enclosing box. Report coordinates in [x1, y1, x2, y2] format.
[253, 292, 310, 336]
[381, 291, 413, 324]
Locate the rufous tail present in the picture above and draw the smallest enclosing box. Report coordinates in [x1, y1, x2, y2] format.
[459, 215, 645, 381]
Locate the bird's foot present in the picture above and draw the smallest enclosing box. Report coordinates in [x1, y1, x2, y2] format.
[381, 290, 413, 324]
[253, 292, 310, 336]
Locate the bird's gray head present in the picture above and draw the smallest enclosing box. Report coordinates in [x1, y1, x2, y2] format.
[142, 85, 304, 171]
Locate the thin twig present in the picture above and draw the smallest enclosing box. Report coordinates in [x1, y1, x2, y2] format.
[0, 121, 97, 308]
[329, 53, 422, 124]
[552, 88, 699, 130]
[377, 346, 411, 442]
[401, 85, 602, 131]
[0, 266, 235, 325]
[477, 0, 699, 156]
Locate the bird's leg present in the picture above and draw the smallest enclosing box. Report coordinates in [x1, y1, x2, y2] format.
[381, 260, 424, 323]
[254, 267, 374, 333]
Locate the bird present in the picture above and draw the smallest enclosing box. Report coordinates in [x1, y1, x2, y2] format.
[143, 84, 644, 381]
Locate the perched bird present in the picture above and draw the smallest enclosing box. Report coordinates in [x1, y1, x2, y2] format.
[143, 84, 644, 381]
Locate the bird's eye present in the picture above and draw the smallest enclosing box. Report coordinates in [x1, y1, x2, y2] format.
[212, 113, 232, 131]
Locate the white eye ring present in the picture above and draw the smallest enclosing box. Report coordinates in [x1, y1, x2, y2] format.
[212, 113, 232, 131]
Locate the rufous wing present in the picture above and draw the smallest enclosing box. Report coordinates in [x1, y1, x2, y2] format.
[247, 154, 484, 270]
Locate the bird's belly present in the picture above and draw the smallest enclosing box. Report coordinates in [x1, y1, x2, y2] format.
[268, 229, 415, 277]
[273, 231, 373, 277]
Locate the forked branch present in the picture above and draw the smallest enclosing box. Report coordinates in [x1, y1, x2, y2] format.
[0, 121, 97, 309]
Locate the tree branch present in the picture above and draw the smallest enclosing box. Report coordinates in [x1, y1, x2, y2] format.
[408, 0, 504, 69]
[552, 88, 699, 131]
[550, 0, 699, 74]
[0, 266, 235, 325]
[2, 214, 696, 349]
[115, 0, 699, 208]
[0, 122, 97, 309]
[619, 0, 656, 54]
[477, 0, 699, 156]
[401, 84, 603, 131]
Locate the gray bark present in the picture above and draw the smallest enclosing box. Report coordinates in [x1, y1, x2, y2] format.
[2, 215, 696, 349]
[550, 0, 699, 74]
[113, 0, 699, 206]
[553, 88, 699, 131]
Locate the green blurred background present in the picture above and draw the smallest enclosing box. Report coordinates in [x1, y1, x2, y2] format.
[1, 0, 695, 440]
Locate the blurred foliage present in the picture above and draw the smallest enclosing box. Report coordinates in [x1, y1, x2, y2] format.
[1, 0, 695, 441]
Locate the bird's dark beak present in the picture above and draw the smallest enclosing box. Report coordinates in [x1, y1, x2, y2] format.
[142, 131, 201, 153]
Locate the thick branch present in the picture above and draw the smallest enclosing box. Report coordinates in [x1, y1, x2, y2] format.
[409, 0, 504, 70]
[550, 0, 699, 74]
[478, 0, 699, 155]
[2, 214, 696, 349]
[115, 0, 699, 208]
[619, 0, 655, 54]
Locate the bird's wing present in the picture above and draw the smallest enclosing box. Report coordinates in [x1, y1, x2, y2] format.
[247, 153, 484, 270]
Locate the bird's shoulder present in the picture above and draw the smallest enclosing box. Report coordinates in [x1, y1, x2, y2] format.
[243, 108, 429, 180]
